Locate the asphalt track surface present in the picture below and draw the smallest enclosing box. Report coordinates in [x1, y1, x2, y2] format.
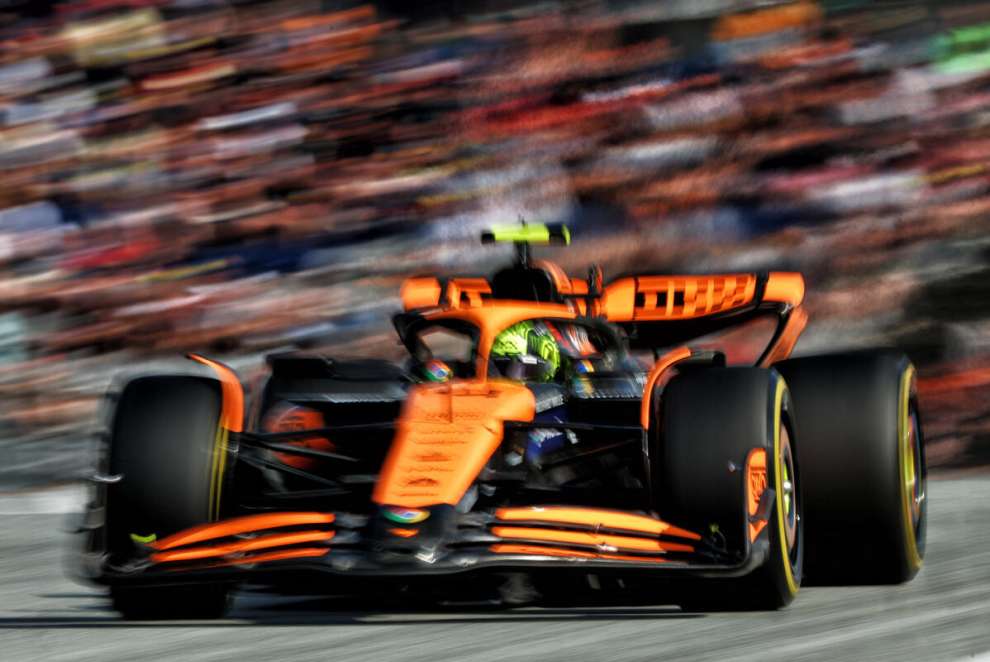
[0, 477, 988, 662]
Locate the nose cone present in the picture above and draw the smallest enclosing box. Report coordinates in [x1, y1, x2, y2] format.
[373, 381, 535, 508]
[368, 504, 457, 564]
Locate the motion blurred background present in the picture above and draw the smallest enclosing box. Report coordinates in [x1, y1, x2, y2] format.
[0, 0, 987, 488]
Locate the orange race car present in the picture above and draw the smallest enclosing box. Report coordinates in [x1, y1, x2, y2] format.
[74, 224, 926, 618]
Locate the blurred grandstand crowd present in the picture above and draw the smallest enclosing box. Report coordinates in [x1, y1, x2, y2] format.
[1, 0, 988, 485]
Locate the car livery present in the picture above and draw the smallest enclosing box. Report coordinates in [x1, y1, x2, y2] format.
[75, 223, 926, 618]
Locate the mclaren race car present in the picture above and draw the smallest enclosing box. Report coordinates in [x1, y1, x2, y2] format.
[74, 224, 926, 618]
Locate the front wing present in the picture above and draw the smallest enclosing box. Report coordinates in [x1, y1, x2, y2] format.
[80, 504, 773, 586]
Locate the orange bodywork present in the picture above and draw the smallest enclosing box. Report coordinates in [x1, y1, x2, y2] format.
[763, 272, 805, 307]
[404, 271, 803, 318]
[747, 448, 769, 542]
[491, 527, 694, 553]
[373, 380, 536, 507]
[152, 512, 335, 551]
[490, 544, 669, 563]
[445, 278, 492, 309]
[153, 530, 335, 563]
[401, 277, 443, 310]
[388, 528, 419, 538]
[601, 275, 757, 322]
[401, 263, 589, 314]
[759, 305, 808, 367]
[532, 259, 578, 296]
[183, 547, 330, 570]
[640, 346, 694, 428]
[188, 354, 244, 432]
[495, 506, 701, 540]
[400, 277, 496, 311]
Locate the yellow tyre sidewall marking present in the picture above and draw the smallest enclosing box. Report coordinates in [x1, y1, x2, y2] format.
[773, 379, 799, 597]
[898, 365, 922, 572]
[208, 424, 229, 522]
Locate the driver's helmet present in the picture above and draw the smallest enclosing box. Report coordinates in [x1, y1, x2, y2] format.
[490, 320, 561, 382]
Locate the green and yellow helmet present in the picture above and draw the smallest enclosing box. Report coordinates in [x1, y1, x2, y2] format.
[490, 320, 561, 382]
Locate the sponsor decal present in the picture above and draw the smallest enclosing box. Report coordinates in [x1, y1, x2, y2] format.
[574, 359, 595, 374]
[423, 359, 452, 383]
[383, 507, 430, 524]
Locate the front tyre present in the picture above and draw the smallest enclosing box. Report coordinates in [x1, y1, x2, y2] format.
[104, 376, 234, 619]
[652, 368, 803, 611]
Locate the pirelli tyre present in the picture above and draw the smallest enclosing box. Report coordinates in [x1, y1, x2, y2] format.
[652, 367, 803, 611]
[774, 351, 925, 585]
[104, 376, 233, 619]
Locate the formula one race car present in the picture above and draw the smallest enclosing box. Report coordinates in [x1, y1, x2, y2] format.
[74, 224, 926, 618]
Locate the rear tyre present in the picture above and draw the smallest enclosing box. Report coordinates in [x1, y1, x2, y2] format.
[105, 376, 233, 619]
[774, 351, 925, 585]
[652, 367, 803, 611]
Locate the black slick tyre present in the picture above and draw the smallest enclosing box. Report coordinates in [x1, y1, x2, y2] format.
[652, 367, 803, 611]
[774, 351, 925, 585]
[105, 376, 233, 619]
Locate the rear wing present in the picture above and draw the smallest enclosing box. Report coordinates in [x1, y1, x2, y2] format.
[398, 271, 807, 367]
[600, 272, 806, 365]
